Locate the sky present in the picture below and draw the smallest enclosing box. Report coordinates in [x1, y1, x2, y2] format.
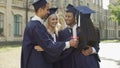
[103, 0, 110, 9]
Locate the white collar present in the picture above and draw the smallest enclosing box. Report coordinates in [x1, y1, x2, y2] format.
[72, 24, 77, 37]
[31, 15, 44, 24]
[47, 29, 56, 42]
[72, 24, 77, 29]
[67, 24, 77, 29]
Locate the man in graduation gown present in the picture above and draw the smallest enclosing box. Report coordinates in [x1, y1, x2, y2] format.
[21, 0, 78, 68]
[54, 4, 100, 68]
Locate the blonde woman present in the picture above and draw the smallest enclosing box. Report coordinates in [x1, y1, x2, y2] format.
[44, 8, 59, 39]
[35, 8, 68, 51]
[34, 8, 78, 63]
[57, 12, 67, 31]
[35, 8, 59, 51]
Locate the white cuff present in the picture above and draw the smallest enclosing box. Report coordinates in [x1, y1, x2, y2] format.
[92, 47, 96, 54]
[63, 41, 70, 50]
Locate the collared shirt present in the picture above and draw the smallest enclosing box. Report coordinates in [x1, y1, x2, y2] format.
[72, 24, 77, 37]
[31, 15, 44, 24]
[67, 24, 77, 35]
[47, 29, 56, 42]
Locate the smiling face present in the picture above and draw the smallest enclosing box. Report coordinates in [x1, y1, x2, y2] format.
[48, 14, 58, 28]
[65, 12, 76, 27]
[38, 3, 50, 19]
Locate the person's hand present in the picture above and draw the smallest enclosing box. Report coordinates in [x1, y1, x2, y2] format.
[34, 45, 44, 51]
[81, 46, 93, 56]
[69, 39, 78, 48]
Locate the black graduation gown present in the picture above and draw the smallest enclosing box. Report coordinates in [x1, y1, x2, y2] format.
[21, 20, 66, 68]
[54, 27, 100, 68]
[38, 27, 75, 68]
[73, 28, 100, 68]
[53, 27, 75, 68]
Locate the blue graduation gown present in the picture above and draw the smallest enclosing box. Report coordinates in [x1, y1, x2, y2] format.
[21, 20, 66, 68]
[42, 27, 74, 64]
[54, 27, 100, 68]
[53, 27, 75, 68]
[73, 28, 100, 68]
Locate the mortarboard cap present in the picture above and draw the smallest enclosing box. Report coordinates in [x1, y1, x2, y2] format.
[66, 4, 78, 16]
[32, 0, 47, 12]
[48, 8, 58, 17]
[76, 6, 95, 27]
[75, 6, 95, 14]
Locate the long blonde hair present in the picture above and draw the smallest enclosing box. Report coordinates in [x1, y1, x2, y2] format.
[44, 13, 67, 36]
[44, 14, 59, 35]
[57, 12, 67, 31]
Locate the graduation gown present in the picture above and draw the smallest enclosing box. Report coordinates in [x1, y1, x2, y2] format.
[73, 28, 100, 68]
[42, 27, 75, 67]
[53, 27, 75, 68]
[21, 20, 66, 68]
[54, 27, 100, 68]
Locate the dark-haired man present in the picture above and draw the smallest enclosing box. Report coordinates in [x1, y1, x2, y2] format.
[54, 4, 100, 68]
[21, 0, 78, 68]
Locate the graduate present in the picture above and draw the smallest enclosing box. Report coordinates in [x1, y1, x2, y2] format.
[34, 7, 70, 62]
[73, 5, 101, 68]
[20, 0, 78, 68]
[54, 4, 100, 68]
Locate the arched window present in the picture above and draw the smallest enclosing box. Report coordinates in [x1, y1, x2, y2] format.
[14, 14, 22, 36]
[0, 12, 4, 36]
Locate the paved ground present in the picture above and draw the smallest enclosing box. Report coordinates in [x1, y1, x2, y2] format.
[0, 46, 21, 68]
[0, 42, 120, 68]
[99, 42, 120, 68]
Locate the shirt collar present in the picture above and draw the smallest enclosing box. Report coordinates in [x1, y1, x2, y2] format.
[31, 15, 44, 24]
[72, 24, 77, 29]
[67, 24, 77, 29]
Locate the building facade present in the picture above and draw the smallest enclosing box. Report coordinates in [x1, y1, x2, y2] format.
[0, 0, 34, 42]
[48, 0, 120, 40]
[0, 0, 119, 42]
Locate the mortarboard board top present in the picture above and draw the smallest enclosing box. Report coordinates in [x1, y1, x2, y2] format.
[48, 8, 58, 17]
[75, 6, 95, 14]
[66, 4, 74, 9]
[66, 4, 78, 16]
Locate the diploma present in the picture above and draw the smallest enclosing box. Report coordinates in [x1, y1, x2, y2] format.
[72, 25, 77, 38]
[78, 14, 80, 27]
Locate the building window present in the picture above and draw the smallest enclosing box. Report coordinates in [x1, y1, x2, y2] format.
[80, 0, 83, 5]
[51, 0, 56, 7]
[87, 3, 89, 6]
[118, 30, 120, 37]
[0, 13, 4, 36]
[14, 14, 22, 36]
[95, 0, 98, 5]
[56, 0, 60, 7]
[64, 0, 67, 6]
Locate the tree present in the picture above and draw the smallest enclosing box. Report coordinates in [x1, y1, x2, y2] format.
[109, 0, 120, 24]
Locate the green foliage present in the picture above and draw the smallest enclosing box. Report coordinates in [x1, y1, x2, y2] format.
[109, 0, 120, 23]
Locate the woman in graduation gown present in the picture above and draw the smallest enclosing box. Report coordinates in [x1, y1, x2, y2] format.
[72, 6, 101, 68]
[37, 8, 69, 62]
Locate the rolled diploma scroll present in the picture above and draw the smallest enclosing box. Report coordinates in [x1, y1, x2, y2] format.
[72, 25, 77, 39]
